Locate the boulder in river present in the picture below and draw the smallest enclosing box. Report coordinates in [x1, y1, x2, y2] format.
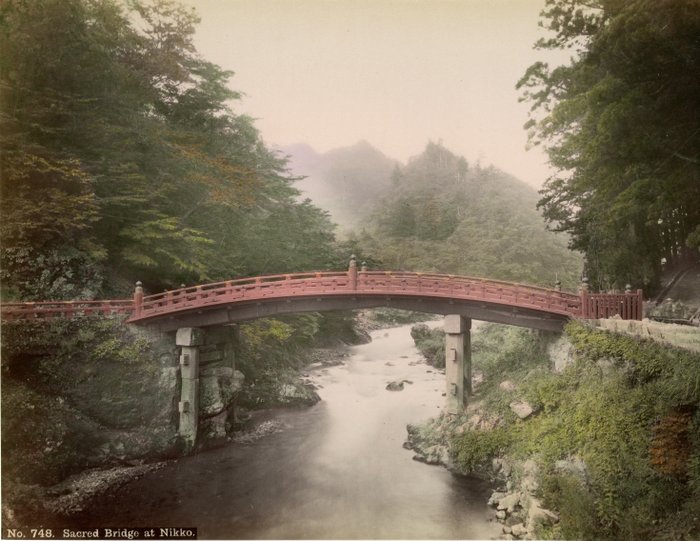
[278, 382, 321, 406]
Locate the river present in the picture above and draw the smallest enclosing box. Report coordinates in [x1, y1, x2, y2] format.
[67, 322, 500, 539]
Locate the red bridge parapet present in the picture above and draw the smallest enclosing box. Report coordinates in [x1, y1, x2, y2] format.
[0, 299, 133, 321]
[581, 288, 644, 320]
[130, 270, 582, 322]
[0, 260, 645, 324]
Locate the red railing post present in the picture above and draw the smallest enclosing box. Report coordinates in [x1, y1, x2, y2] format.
[133, 281, 144, 317]
[348, 254, 358, 290]
[359, 261, 367, 290]
[166, 290, 173, 308]
[637, 289, 644, 320]
[580, 277, 590, 318]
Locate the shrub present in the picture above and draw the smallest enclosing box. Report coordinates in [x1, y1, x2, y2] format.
[451, 426, 512, 473]
[410, 323, 446, 367]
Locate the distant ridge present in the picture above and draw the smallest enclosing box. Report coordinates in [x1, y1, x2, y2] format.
[280, 141, 397, 230]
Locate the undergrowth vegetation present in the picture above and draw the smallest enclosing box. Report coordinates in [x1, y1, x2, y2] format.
[410, 324, 446, 368]
[235, 312, 365, 408]
[447, 322, 700, 540]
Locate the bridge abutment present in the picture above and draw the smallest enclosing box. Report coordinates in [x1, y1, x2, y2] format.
[444, 315, 471, 414]
[175, 326, 243, 452]
[176, 327, 204, 451]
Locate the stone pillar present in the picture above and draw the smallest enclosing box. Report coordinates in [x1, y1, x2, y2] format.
[444, 315, 471, 414]
[176, 327, 204, 451]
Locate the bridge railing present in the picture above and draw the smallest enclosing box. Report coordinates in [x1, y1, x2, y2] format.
[0, 267, 644, 323]
[138, 271, 351, 318]
[0, 299, 133, 321]
[132, 270, 582, 321]
[356, 271, 582, 316]
[582, 289, 644, 320]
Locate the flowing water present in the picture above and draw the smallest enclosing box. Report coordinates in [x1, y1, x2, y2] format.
[67, 323, 500, 539]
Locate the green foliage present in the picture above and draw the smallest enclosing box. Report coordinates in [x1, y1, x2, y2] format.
[1, 0, 341, 298]
[1, 317, 157, 373]
[235, 313, 355, 407]
[471, 325, 553, 416]
[566, 321, 700, 403]
[311, 311, 370, 347]
[410, 324, 446, 368]
[538, 474, 599, 540]
[453, 322, 700, 539]
[451, 427, 513, 473]
[367, 308, 434, 327]
[1, 317, 170, 485]
[519, 0, 700, 292]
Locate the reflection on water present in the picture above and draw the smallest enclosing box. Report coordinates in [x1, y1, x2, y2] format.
[67, 323, 500, 539]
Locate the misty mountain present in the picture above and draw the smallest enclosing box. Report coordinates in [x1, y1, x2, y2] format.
[280, 143, 321, 176]
[281, 141, 397, 230]
[355, 142, 583, 290]
[281, 140, 581, 288]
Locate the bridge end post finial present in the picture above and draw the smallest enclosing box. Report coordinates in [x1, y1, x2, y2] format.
[579, 275, 590, 318]
[134, 281, 144, 317]
[348, 254, 358, 290]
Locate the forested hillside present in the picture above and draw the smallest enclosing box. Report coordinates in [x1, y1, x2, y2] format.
[0, 0, 340, 301]
[353, 142, 583, 290]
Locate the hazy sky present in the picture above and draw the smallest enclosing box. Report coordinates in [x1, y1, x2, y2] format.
[186, 0, 566, 187]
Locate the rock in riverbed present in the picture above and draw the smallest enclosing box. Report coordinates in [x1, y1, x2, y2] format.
[386, 379, 413, 391]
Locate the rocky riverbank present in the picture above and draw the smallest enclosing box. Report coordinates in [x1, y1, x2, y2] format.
[404, 410, 560, 540]
[2, 462, 166, 527]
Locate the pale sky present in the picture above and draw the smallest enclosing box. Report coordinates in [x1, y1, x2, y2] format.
[186, 0, 566, 187]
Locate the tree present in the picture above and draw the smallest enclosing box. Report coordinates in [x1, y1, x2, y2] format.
[518, 0, 700, 292]
[1, 0, 341, 298]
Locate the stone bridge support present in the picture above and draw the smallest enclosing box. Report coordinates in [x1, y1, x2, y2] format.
[176, 327, 203, 450]
[444, 315, 471, 414]
[175, 326, 241, 452]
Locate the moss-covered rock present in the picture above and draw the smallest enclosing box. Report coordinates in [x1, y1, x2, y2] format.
[1, 317, 180, 488]
[199, 366, 244, 418]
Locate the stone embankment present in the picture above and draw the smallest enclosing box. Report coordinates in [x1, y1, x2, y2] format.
[585, 317, 700, 352]
[2, 463, 166, 526]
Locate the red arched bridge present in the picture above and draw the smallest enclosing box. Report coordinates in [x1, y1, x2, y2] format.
[1, 261, 643, 332]
[0, 259, 645, 437]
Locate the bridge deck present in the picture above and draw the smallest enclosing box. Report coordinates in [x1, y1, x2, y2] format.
[134, 271, 581, 321]
[0, 269, 644, 327]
